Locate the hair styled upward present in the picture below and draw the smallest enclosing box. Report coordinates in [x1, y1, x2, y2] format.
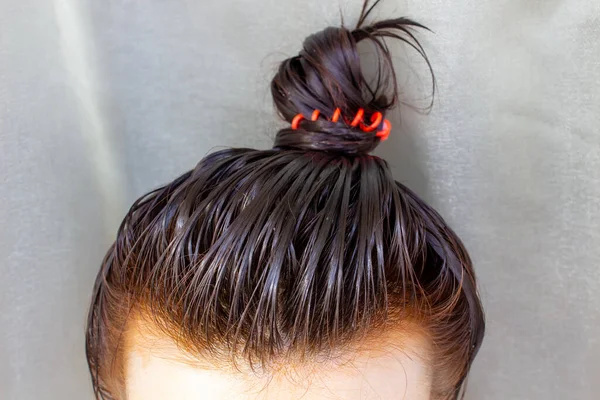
[86, 1, 485, 399]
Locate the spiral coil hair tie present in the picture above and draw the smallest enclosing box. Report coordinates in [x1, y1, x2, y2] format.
[291, 108, 391, 141]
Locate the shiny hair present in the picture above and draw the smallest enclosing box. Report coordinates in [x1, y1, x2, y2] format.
[86, 1, 485, 398]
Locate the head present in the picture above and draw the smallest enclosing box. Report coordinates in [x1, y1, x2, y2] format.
[86, 2, 485, 399]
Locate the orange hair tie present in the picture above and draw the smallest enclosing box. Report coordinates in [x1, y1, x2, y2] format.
[291, 114, 304, 130]
[291, 108, 391, 141]
[291, 110, 321, 130]
[331, 108, 341, 122]
[350, 108, 364, 127]
[360, 111, 383, 132]
[376, 119, 392, 141]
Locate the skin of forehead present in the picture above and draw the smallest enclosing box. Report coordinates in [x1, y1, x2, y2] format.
[124, 316, 434, 400]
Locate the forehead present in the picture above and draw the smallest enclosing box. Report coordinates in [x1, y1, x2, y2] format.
[124, 319, 433, 400]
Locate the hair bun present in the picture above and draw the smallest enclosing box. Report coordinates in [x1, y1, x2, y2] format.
[271, 13, 434, 155]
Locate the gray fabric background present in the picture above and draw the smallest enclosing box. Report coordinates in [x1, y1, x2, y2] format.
[1, 0, 599, 399]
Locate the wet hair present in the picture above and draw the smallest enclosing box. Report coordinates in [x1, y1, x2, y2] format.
[85, 1, 485, 399]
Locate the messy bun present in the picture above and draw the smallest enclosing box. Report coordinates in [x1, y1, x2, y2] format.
[271, 12, 433, 154]
[86, 2, 484, 400]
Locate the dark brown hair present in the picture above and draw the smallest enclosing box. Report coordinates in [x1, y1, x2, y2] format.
[86, 1, 484, 398]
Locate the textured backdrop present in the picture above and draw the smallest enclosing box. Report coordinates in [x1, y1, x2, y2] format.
[1, 0, 599, 399]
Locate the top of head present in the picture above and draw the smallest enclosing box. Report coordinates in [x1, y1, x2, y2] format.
[270, 14, 433, 155]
